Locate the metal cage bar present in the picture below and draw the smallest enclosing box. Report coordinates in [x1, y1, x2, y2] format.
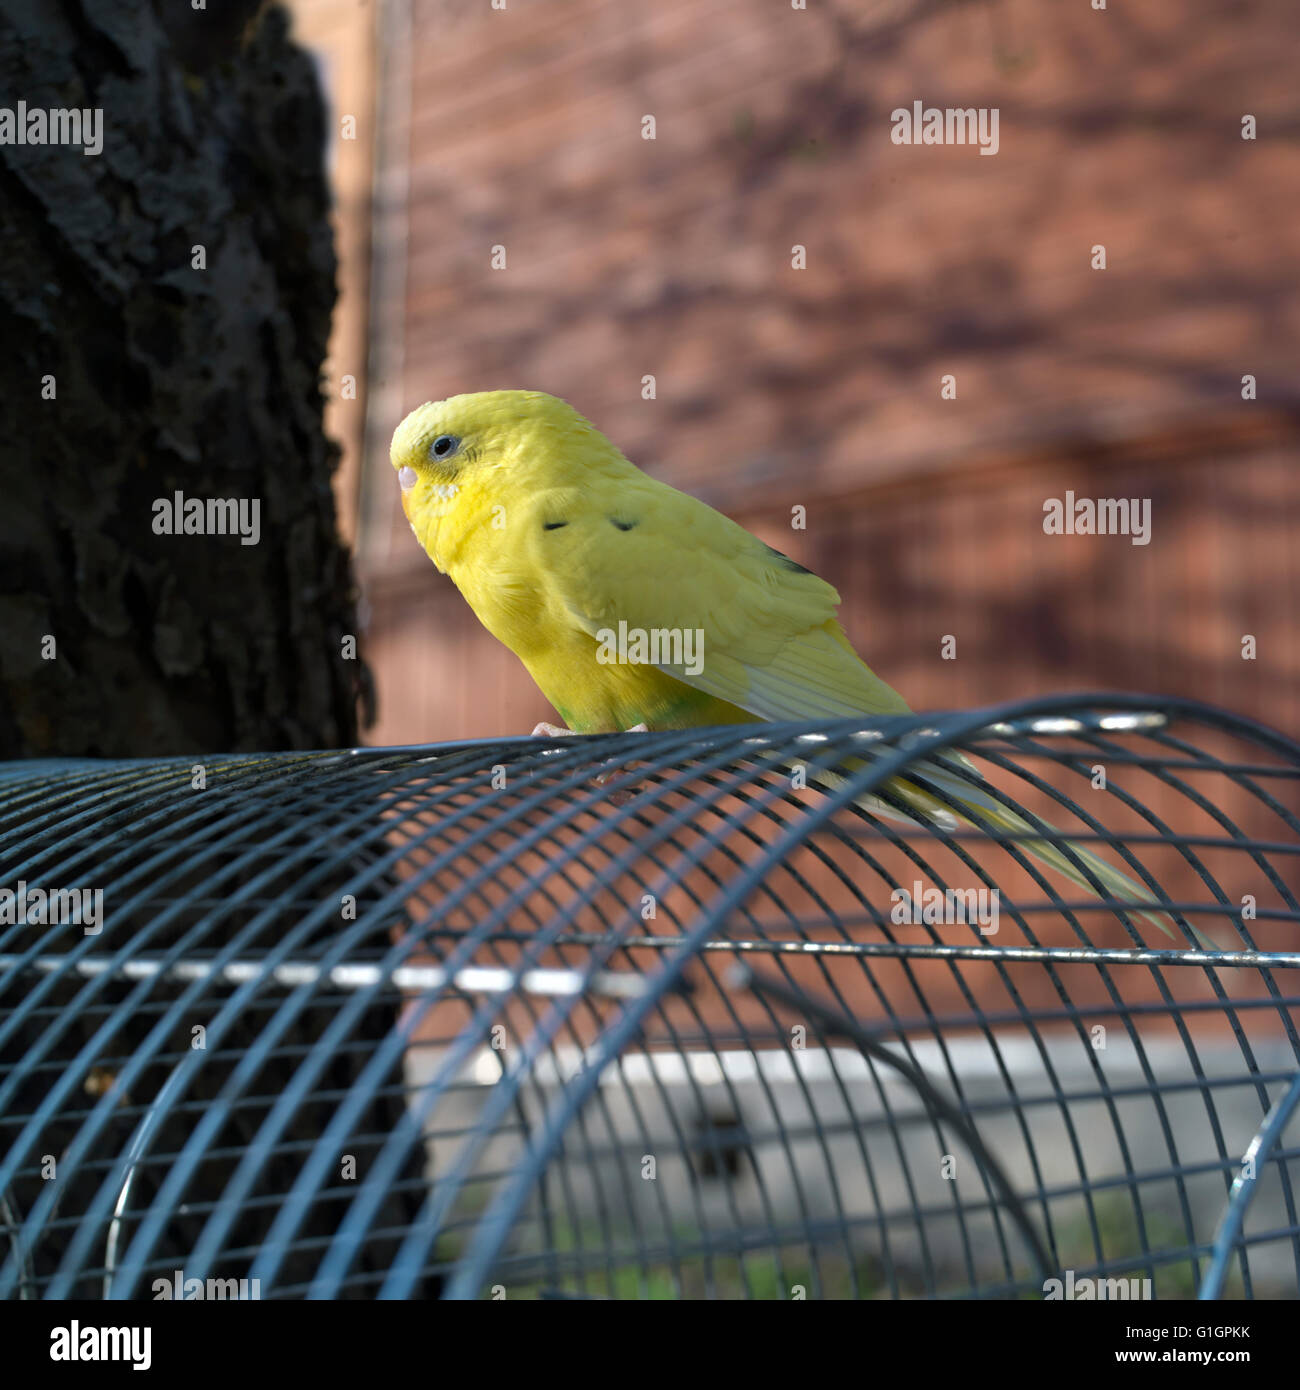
[0, 693, 1297, 1300]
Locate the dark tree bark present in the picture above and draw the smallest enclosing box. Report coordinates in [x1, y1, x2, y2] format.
[0, 0, 367, 758]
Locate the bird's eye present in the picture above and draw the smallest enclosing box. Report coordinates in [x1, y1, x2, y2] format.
[430, 434, 460, 460]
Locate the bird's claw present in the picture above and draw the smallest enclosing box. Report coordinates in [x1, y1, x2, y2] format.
[592, 723, 648, 801]
[530, 722, 648, 801]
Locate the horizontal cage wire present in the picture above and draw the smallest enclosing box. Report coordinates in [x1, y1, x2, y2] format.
[1, 692, 1299, 1300]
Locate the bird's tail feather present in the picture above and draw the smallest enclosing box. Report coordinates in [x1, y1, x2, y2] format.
[813, 752, 1217, 948]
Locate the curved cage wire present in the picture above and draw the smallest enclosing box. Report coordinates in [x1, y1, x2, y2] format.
[1, 692, 1298, 1300]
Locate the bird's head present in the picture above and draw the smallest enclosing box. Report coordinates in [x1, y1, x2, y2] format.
[390, 389, 625, 571]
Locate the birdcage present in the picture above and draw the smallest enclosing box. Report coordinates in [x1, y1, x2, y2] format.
[1, 692, 1298, 1300]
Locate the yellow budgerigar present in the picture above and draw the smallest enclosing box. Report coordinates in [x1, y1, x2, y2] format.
[391, 389, 1190, 942]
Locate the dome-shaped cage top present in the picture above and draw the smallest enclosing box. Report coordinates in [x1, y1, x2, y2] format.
[1, 693, 1298, 1300]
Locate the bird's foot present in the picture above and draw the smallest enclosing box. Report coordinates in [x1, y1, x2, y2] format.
[530, 722, 648, 802]
[593, 723, 648, 804]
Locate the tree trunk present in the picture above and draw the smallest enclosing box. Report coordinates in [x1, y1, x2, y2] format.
[0, 0, 367, 758]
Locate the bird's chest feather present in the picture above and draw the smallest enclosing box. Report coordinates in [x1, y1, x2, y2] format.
[463, 568, 654, 726]
[447, 524, 683, 731]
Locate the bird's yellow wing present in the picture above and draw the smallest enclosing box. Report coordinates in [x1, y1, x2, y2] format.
[543, 474, 911, 720]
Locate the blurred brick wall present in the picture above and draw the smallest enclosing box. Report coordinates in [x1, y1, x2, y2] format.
[313, 0, 1298, 743]
[282, 0, 377, 547]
